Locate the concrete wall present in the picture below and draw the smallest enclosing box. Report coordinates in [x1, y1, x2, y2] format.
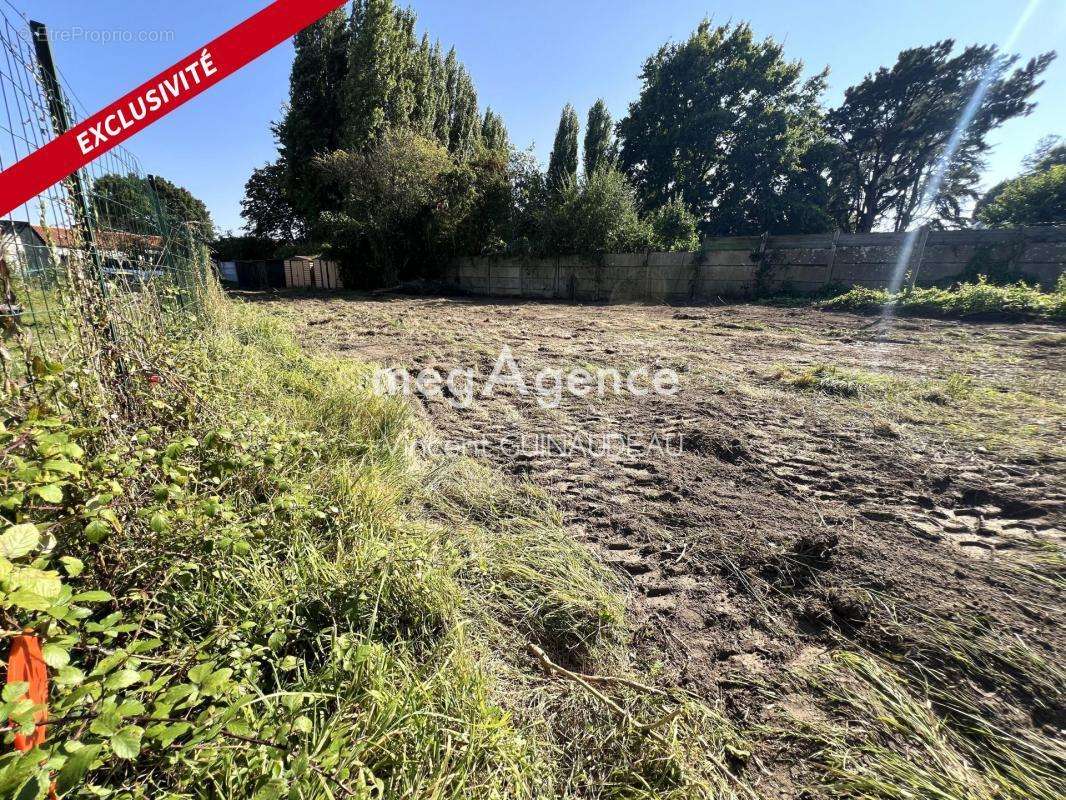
[448, 227, 1066, 303]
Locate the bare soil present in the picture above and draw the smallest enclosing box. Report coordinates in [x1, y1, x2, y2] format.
[253, 291, 1064, 768]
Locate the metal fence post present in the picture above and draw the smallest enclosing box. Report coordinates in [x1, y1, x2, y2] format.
[32, 22, 105, 291]
[147, 174, 189, 309]
[31, 20, 124, 374]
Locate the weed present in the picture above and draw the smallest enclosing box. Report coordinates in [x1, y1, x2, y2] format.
[822, 277, 1066, 319]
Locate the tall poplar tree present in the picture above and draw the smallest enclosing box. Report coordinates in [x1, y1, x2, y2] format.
[481, 109, 509, 152]
[583, 100, 615, 176]
[547, 104, 580, 192]
[277, 9, 348, 221]
[342, 0, 409, 151]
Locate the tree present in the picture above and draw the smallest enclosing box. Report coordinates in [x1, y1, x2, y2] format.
[977, 164, 1066, 228]
[547, 104, 580, 193]
[618, 21, 833, 236]
[314, 130, 453, 285]
[827, 42, 1055, 232]
[244, 0, 505, 268]
[1023, 135, 1066, 173]
[976, 135, 1066, 217]
[151, 176, 215, 239]
[506, 147, 548, 254]
[211, 234, 279, 262]
[539, 168, 653, 255]
[92, 174, 154, 233]
[583, 100, 615, 176]
[481, 108, 509, 153]
[313, 129, 511, 285]
[276, 9, 349, 222]
[93, 174, 214, 239]
[241, 161, 302, 243]
[341, 0, 413, 152]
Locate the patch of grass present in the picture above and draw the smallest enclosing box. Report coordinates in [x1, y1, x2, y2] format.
[821, 277, 1066, 319]
[768, 359, 1064, 459]
[769, 364, 895, 398]
[804, 650, 1063, 800]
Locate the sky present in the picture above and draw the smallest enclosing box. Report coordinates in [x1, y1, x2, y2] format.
[15, 0, 1066, 233]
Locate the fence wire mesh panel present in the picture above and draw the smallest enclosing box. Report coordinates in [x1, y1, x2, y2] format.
[0, 3, 214, 399]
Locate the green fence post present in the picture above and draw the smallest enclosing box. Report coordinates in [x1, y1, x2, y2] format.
[31, 20, 125, 377]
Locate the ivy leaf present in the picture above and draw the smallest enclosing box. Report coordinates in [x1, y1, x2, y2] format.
[55, 743, 103, 795]
[0, 523, 39, 559]
[32, 484, 63, 504]
[110, 725, 144, 760]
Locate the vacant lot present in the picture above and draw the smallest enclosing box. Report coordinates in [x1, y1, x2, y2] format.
[256, 292, 1063, 794]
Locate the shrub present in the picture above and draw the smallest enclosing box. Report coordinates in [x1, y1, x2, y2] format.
[822, 277, 1066, 319]
[977, 164, 1066, 228]
[649, 197, 701, 251]
[314, 130, 512, 288]
[538, 168, 654, 255]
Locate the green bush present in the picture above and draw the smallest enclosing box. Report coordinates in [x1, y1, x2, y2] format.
[823, 277, 1066, 319]
[977, 164, 1066, 228]
[649, 197, 701, 251]
[538, 168, 654, 255]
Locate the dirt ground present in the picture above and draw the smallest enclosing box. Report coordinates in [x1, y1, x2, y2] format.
[253, 291, 1064, 773]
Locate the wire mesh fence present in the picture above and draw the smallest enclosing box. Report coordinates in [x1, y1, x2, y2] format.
[0, 2, 215, 401]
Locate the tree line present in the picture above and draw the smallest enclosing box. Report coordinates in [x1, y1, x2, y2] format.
[233, 4, 1062, 286]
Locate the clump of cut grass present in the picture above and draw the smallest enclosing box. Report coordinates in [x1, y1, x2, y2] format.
[822, 277, 1066, 319]
[769, 364, 893, 398]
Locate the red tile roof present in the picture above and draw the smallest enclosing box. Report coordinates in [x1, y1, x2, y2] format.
[30, 225, 164, 252]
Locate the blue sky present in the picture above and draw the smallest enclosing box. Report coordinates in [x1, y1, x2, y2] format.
[20, 0, 1066, 232]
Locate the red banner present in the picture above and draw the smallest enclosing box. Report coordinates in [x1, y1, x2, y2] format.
[0, 0, 347, 217]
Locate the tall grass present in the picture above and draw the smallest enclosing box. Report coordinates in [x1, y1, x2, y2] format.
[16, 297, 755, 798]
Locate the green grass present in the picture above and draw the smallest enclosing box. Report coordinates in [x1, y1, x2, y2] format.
[822, 277, 1066, 319]
[768, 360, 1065, 459]
[1, 297, 755, 799]
[804, 650, 1063, 800]
[768, 364, 895, 398]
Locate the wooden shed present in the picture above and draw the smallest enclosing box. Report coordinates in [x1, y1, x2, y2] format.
[283, 257, 343, 290]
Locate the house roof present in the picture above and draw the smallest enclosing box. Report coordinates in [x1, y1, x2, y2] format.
[34, 225, 165, 252]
